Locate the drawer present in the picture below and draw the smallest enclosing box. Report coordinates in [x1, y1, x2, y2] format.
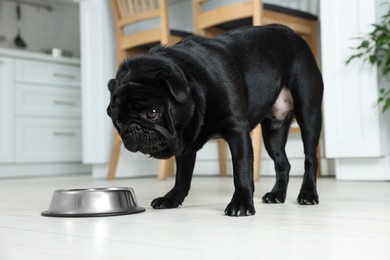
[15, 84, 81, 117]
[15, 59, 80, 87]
[15, 118, 82, 163]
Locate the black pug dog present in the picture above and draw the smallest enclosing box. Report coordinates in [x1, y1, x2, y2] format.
[107, 24, 323, 217]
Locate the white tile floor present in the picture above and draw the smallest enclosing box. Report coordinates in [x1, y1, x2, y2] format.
[0, 175, 390, 260]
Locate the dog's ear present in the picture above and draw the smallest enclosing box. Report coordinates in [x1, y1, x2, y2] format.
[157, 69, 190, 104]
[108, 79, 118, 93]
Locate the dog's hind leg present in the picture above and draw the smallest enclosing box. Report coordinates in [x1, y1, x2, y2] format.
[293, 101, 322, 204]
[261, 114, 293, 203]
[290, 70, 323, 205]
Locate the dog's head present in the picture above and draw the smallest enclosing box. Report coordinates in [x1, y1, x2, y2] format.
[107, 56, 194, 159]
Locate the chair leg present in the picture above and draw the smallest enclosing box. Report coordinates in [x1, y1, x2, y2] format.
[306, 21, 319, 61]
[158, 158, 175, 180]
[217, 139, 227, 176]
[107, 131, 122, 180]
[217, 127, 261, 179]
[253, 0, 264, 26]
[168, 157, 175, 177]
[316, 144, 321, 177]
[251, 124, 262, 181]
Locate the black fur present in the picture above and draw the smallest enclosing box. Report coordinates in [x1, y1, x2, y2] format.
[107, 25, 323, 216]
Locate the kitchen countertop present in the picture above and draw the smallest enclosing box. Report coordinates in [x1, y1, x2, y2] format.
[0, 48, 80, 66]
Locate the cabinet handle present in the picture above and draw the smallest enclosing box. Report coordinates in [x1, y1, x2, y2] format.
[53, 73, 76, 79]
[53, 100, 76, 106]
[53, 132, 76, 137]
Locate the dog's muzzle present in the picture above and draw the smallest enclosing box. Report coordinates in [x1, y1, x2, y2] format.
[122, 123, 168, 154]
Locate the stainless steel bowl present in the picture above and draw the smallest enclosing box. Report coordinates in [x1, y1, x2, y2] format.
[42, 187, 145, 217]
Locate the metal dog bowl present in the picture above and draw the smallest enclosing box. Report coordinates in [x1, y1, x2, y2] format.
[42, 187, 145, 217]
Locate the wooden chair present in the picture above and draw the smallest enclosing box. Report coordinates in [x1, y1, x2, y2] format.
[191, 0, 320, 180]
[107, 0, 187, 180]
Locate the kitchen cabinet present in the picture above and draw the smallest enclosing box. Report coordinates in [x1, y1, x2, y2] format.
[0, 48, 90, 178]
[15, 118, 82, 162]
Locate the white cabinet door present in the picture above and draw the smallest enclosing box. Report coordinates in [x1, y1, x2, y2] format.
[15, 84, 81, 117]
[321, 0, 382, 158]
[15, 118, 82, 162]
[0, 57, 14, 162]
[15, 60, 81, 87]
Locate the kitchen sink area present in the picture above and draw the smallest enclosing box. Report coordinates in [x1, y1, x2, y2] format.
[0, 0, 79, 57]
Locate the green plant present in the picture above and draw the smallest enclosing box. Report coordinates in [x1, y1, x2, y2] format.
[346, 4, 390, 112]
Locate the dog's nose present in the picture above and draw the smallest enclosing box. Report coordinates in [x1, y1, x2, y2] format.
[127, 123, 142, 134]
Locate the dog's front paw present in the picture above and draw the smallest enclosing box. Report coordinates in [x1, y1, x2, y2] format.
[151, 197, 181, 209]
[224, 201, 256, 217]
[262, 191, 286, 203]
[297, 191, 319, 205]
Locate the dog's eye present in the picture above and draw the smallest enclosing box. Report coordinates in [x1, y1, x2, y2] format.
[146, 109, 160, 120]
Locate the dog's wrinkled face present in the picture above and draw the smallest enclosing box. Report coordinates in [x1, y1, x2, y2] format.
[107, 57, 192, 159]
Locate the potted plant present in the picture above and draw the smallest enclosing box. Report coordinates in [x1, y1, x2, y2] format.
[346, 4, 390, 112]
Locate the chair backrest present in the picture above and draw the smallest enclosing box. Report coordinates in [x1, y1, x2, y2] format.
[192, 0, 317, 58]
[192, 0, 263, 36]
[111, 0, 170, 55]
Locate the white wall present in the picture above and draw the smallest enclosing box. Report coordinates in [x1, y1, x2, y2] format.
[0, 0, 80, 57]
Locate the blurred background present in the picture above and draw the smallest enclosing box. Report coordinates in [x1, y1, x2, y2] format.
[0, 0, 389, 182]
